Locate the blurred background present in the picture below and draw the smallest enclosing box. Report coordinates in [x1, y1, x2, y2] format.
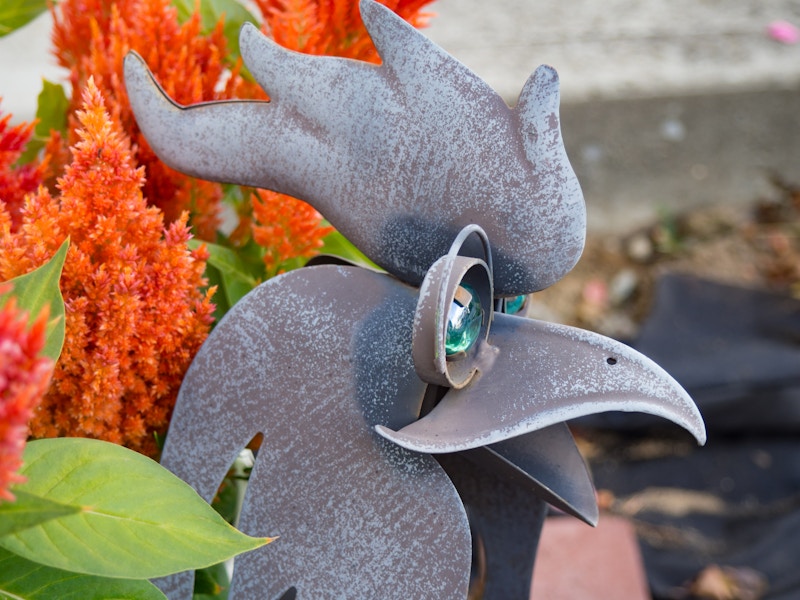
[426, 0, 800, 232]
[4, 1, 800, 232]
[433, 4, 800, 599]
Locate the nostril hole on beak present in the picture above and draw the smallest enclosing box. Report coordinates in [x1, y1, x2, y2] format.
[606, 357, 617, 365]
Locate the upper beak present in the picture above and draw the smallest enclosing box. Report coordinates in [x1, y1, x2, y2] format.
[376, 312, 707, 452]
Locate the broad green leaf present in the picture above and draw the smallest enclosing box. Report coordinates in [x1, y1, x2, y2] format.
[0, 547, 167, 600]
[172, 0, 258, 60]
[220, 268, 255, 308]
[230, 236, 269, 281]
[0, 438, 272, 579]
[19, 80, 70, 165]
[0, 239, 68, 361]
[0, 491, 79, 537]
[0, 0, 48, 37]
[319, 230, 380, 270]
[203, 263, 231, 323]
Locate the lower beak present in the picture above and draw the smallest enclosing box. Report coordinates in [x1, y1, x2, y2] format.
[481, 423, 599, 525]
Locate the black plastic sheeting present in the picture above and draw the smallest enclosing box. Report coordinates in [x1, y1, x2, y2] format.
[574, 274, 800, 599]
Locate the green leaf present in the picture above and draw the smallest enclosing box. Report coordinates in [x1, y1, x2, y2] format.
[0, 438, 272, 579]
[319, 230, 380, 270]
[203, 263, 231, 323]
[0, 239, 68, 361]
[19, 80, 70, 165]
[220, 270, 255, 308]
[0, 491, 79, 537]
[193, 562, 229, 599]
[190, 239, 258, 309]
[172, 0, 258, 61]
[0, 547, 167, 600]
[0, 0, 48, 37]
[190, 240, 258, 288]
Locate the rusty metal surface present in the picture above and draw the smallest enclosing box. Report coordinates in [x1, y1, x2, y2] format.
[123, 0, 585, 296]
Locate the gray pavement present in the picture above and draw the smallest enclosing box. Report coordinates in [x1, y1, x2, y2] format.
[425, 1, 800, 232]
[2, 2, 799, 232]
[426, 0, 800, 103]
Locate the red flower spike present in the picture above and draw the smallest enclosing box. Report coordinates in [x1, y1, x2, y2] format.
[0, 108, 49, 233]
[0, 287, 54, 502]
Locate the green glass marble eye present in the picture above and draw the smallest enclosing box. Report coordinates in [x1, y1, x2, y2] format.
[504, 294, 527, 315]
[445, 284, 483, 356]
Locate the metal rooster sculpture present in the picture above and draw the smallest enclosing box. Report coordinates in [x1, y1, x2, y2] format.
[124, 2, 706, 598]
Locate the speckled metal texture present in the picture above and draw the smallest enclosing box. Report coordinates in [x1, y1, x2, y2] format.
[152, 234, 705, 599]
[152, 259, 607, 600]
[376, 312, 706, 453]
[123, 1, 708, 596]
[123, 0, 585, 297]
[378, 224, 705, 453]
[156, 266, 472, 599]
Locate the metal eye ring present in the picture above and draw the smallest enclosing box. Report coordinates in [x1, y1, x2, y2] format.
[412, 226, 494, 389]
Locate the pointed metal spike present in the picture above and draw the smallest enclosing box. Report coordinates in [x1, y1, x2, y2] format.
[124, 1, 585, 295]
[486, 424, 599, 526]
[124, 51, 283, 189]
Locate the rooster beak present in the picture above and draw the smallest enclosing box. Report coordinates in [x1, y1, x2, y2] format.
[377, 312, 706, 453]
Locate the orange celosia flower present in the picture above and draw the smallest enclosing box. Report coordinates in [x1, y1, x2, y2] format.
[0, 288, 54, 502]
[252, 189, 334, 274]
[255, 0, 434, 61]
[0, 107, 49, 232]
[0, 81, 214, 457]
[51, 0, 263, 240]
[50, 0, 434, 268]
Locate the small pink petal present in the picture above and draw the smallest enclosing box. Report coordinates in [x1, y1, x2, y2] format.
[767, 21, 800, 44]
[582, 279, 608, 307]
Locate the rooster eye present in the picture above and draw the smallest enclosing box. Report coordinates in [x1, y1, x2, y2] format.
[503, 295, 527, 315]
[445, 284, 483, 356]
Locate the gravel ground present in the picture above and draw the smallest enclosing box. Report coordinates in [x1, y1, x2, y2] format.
[530, 176, 800, 339]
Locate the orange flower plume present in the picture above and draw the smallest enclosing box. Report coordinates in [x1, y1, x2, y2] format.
[51, 0, 260, 240]
[0, 81, 214, 457]
[252, 190, 335, 274]
[0, 290, 54, 502]
[256, 0, 433, 60]
[49, 0, 434, 270]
